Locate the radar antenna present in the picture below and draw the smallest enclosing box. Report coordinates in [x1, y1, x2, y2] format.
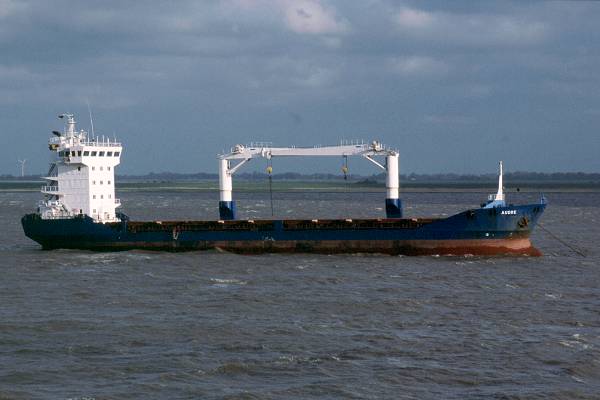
[58, 113, 76, 136]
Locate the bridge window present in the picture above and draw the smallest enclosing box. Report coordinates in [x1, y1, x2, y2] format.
[91, 151, 97, 156]
[114, 152, 120, 156]
[100, 181, 103, 185]
[101, 195, 104, 199]
[99, 151, 105, 156]
[108, 180, 111, 185]
[92, 166, 95, 171]
[107, 152, 113, 156]
[77, 151, 82, 156]
[92, 181, 96, 185]
[107, 167, 111, 171]
[93, 195, 96, 199]
[83, 151, 89, 156]
[100, 166, 103, 171]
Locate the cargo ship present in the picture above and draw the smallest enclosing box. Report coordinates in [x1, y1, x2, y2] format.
[22, 114, 546, 255]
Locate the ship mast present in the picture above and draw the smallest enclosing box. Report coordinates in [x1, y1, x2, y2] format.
[484, 161, 506, 208]
[496, 161, 504, 201]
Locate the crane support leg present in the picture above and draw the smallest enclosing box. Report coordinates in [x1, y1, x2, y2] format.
[219, 159, 236, 220]
[385, 154, 402, 218]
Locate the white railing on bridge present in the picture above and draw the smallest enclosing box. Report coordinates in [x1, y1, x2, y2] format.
[79, 140, 121, 147]
[48, 136, 121, 148]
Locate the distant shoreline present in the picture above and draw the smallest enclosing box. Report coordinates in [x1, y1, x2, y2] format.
[2, 179, 600, 193]
[3, 171, 600, 183]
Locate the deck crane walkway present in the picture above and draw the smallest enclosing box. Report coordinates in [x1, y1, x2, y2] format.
[217, 140, 401, 220]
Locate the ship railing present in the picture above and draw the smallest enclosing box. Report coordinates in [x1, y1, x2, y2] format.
[49, 136, 121, 147]
[78, 140, 121, 147]
[247, 141, 273, 149]
[488, 193, 505, 201]
[41, 214, 75, 220]
[41, 186, 59, 192]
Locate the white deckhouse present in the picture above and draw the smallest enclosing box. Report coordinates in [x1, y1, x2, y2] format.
[39, 114, 122, 222]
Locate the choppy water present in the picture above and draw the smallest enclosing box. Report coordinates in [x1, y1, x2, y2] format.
[1, 189, 599, 399]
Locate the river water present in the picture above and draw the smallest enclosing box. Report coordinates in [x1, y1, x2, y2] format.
[1, 189, 599, 399]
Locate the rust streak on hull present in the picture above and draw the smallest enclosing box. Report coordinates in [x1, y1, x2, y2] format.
[47, 238, 541, 256]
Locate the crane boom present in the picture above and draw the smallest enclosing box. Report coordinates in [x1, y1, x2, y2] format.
[220, 141, 396, 160]
[216, 140, 402, 220]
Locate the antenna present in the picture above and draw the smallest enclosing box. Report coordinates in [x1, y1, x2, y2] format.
[86, 100, 95, 137]
[17, 159, 27, 177]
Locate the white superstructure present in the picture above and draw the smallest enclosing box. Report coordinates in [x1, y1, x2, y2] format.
[39, 114, 122, 222]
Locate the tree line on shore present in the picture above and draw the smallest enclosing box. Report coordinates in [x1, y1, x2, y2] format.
[3, 171, 600, 182]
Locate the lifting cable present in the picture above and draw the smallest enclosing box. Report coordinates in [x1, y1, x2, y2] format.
[266, 159, 274, 217]
[537, 222, 586, 257]
[342, 156, 349, 181]
[342, 156, 349, 215]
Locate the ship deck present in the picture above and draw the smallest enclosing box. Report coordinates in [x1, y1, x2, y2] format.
[119, 218, 441, 234]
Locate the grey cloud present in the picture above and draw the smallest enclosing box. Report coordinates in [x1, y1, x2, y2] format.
[0, 0, 599, 175]
[393, 6, 548, 47]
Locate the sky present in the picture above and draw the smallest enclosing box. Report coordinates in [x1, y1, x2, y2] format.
[1, 0, 599, 176]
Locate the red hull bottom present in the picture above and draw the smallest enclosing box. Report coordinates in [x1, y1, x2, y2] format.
[51, 238, 542, 256]
[212, 238, 542, 256]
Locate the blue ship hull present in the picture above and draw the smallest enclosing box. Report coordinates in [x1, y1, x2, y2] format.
[22, 203, 546, 256]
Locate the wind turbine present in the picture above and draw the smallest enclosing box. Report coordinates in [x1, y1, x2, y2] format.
[18, 159, 27, 177]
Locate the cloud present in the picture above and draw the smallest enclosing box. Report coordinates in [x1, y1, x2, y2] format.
[389, 56, 449, 77]
[283, 0, 348, 34]
[423, 114, 476, 125]
[0, 1, 599, 174]
[393, 6, 548, 47]
[0, 65, 38, 81]
[463, 84, 492, 98]
[255, 56, 340, 91]
[295, 66, 338, 87]
[224, 0, 349, 35]
[0, 0, 22, 18]
[395, 7, 433, 29]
